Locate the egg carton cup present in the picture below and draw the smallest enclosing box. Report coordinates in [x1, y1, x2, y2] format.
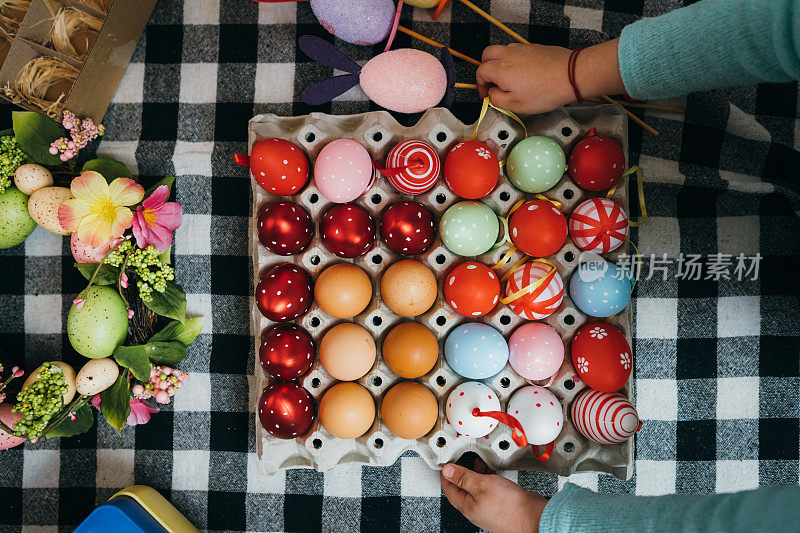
[250, 105, 634, 480]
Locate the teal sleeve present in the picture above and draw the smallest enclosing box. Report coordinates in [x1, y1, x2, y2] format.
[617, 0, 800, 99]
[539, 482, 800, 533]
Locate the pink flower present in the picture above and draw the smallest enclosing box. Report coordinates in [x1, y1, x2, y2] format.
[91, 395, 159, 426]
[73, 298, 85, 309]
[127, 309, 135, 319]
[131, 186, 182, 252]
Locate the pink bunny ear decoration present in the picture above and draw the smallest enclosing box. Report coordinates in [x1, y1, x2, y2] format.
[298, 35, 456, 114]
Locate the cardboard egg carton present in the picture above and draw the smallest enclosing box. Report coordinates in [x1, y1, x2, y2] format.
[250, 105, 634, 480]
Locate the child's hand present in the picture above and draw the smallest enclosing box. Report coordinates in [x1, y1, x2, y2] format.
[440, 458, 547, 533]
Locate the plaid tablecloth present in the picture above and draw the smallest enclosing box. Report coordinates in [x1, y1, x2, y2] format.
[1, 0, 799, 531]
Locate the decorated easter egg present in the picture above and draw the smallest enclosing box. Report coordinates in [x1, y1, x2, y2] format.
[258, 201, 314, 255]
[568, 198, 628, 253]
[71, 233, 117, 263]
[506, 385, 563, 446]
[381, 381, 439, 439]
[504, 261, 564, 320]
[360, 49, 447, 114]
[509, 199, 567, 257]
[250, 138, 309, 196]
[380, 201, 436, 255]
[315, 139, 374, 203]
[442, 141, 500, 199]
[75, 357, 119, 396]
[260, 324, 315, 380]
[310, 0, 394, 46]
[314, 263, 372, 319]
[569, 256, 633, 317]
[384, 140, 440, 195]
[14, 163, 53, 195]
[571, 389, 640, 444]
[28, 186, 72, 235]
[380, 259, 437, 316]
[444, 323, 508, 379]
[320, 203, 375, 258]
[259, 382, 315, 439]
[508, 323, 564, 382]
[319, 382, 375, 439]
[439, 201, 500, 256]
[506, 136, 565, 193]
[23, 361, 77, 405]
[0, 403, 24, 449]
[446, 382, 501, 438]
[571, 322, 632, 393]
[256, 263, 313, 322]
[67, 287, 128, 359]
[0, 186, 36, 249]
[568, 128, 626, 191]
[444, 261, 500, 317]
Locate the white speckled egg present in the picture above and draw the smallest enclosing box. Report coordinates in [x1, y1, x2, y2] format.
[506, 385, 563, 446]
[28, 186, 72, 235]
[14, 164, 53, 195]
[23, 361, 77, 405]
[75, 357, 120, 396]
[445, 382, 501, 438]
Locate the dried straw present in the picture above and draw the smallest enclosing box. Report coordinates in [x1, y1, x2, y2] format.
[77, 0, 110, 16]
[3, 55, 79, 116]
[0, 0, 31, 32]
[45, 7, 103, 60]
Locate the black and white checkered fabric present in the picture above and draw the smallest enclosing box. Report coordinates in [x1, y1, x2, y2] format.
[1, 0, 798, 531]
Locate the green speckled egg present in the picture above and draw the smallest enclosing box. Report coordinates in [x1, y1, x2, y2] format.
[67, 285, 129, 359]
[0, 186, 36, 249]
[439, 201, 500, 256]
[506, 136, 566, 193]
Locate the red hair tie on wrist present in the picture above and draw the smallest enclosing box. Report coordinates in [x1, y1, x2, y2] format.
[567, 48, 584, 104]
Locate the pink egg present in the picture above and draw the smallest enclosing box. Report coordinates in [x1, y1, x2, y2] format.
[0, 403, 25, 450]
[508, 323, 565, 383]
[71, 233, 117, 263]
[360, 49, 447, 114]
[314, 139, 374, 203]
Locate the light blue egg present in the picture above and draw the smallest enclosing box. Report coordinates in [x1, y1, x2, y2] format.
[444, 323, 509, 379]
[569, 259, 633, 317]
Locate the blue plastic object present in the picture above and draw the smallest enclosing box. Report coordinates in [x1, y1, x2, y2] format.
[74, 496, 168, 533]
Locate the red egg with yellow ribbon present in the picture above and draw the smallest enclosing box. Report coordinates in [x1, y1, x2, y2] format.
[509, 199, 567, 257]
[442, 140, 499, 199]
[504, 261, 564, 320]
[444, 261, 501, 317]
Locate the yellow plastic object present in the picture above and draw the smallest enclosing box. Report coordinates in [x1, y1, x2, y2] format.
[110, 486, 198, 533]
[405, 0, 440, 7]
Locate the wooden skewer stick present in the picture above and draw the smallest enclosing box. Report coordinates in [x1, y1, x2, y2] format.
[397, 25, 481, 66]
[456, 0, 531, 44]
[601, 95, 658, 135]
[454, 82, 478, 89]
[585, 96, 684, 114]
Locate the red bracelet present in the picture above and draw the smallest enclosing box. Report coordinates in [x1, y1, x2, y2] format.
[567, 48, 584, 104]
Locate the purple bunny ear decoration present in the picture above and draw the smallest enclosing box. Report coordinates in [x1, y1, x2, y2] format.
[299, 35, 362, 106]
[440, 47, 456, 109]
[302, 73, 360, 105]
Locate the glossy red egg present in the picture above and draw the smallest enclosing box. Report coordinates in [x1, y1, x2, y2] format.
[251, 138, 309, 196]
[380, 201, 436, 256]
[256, 263, 313, 322]
[257, 201, 314, 255]
[571, 322, 632, 393]
[260, 324, 315, 380]
[320, 203, 376, 258]
[258, 382, 316, 439]
[568, 128, 626, 191]
[443, 140, 499, 199]
[509, 199, 567, 257]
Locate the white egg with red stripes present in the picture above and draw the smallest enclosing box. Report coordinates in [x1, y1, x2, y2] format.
[570, 389, 640, 444]
[384, 139, 441, 195]
[568, 198, 628, 253]
[504, 261, 565, 320]
[445, 382, 501, 438]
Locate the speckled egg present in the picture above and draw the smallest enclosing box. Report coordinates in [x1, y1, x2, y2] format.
[444, 323, 508, 379]
[14, 164, 53, 195]
[360, 49, 447, 114]
[445, 382, 501, 438]
[0, 186, 36, 249]
[28, 186, 72, 235]
[75, 357, 120, 396]
[23, 361, 77, 404]
[506, 385, 563, 446]
[310, 0, 394, 45]
[71, 233, 117, 263]
[439, 201, 500, 256]
[0, 403, 24, 450]
[506, 136, 566, 193]
[67, 285, 129, 358]
[569, 255, 633, 317]
[314, 139, 374, 203]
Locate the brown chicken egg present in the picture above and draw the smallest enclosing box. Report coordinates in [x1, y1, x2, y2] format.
[319, 323, 376, 381]
[319, 382, 376, 439]
[380, 259, 437, 317]
[380, 381, 439, 439]
[315, 263, 372, 319]
[382, 322, 439, 379]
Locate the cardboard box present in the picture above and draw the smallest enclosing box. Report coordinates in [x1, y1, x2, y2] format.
[0, 0, 156, 122]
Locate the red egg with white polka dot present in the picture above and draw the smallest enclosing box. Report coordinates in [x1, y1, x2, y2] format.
[258, 382, 316, 439]
[380, 201, 436, 256]
[568, 127, 626, 191]
[444, 261, 501, 317]
[260, 324, 316, 380]
[568, 198, 628, 254]
[506, 385, 563, 446]
[571, 322, 632, 393]
[256, 263, 313, 322]
[509, 199, 567, 257]
[445, 382, 501, 438]
[257, 201, 314, 255]
[250, 138, 309, 196]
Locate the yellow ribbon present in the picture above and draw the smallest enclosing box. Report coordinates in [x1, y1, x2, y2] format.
[491, 196, 564, 271]
[472, 96, 528, 141]
[606, 165, 647, 227]
[499, 259, 557, 304]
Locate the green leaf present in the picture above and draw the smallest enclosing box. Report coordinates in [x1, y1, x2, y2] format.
[143, 340, 187, 366]
[142, 280, 186, 322]
[143, 176, 176, 198]
[113, 345, 153, 381]
[44, 404, 94, 438]
[100, 374, 130, 434]
[158, 245, 171, 265]
[12, 111, 64, 166]
[82, 158, 132, 182]
[74, 262, 121, 286]
[0, 128, 14, 137]
[149, 317, 204, 347]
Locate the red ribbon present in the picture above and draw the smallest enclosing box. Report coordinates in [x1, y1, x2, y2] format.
[472, 408, 528, 448]
[234, 154, 251, 168]
[374, 158, 424, 178]
[533, 441, 554, 462]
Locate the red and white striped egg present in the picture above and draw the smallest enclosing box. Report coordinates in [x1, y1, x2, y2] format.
[385, 140, 441, 195]
[568, 198, 629, 253]
[506, 385, 563, 446]
[445, 382, 501, 438]
[570, 389, 640, 444]
[504, 261, 564, 320]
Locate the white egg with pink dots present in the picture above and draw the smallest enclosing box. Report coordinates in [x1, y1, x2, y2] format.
[446, 382, 501, 438]
[506, 385, 563, 446]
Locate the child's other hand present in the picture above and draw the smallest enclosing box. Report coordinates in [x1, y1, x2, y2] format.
[440, 458, 547, 533]
[477, 43, 574, 114]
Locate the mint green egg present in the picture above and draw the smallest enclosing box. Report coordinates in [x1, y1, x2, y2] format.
[0, 187, 36, 249]
[506, 136, 566, 193]
[67, 285, 129, 359]
[439, 201, 500, 256]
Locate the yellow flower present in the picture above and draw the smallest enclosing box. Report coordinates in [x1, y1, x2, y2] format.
[58, 171, 144, 248]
